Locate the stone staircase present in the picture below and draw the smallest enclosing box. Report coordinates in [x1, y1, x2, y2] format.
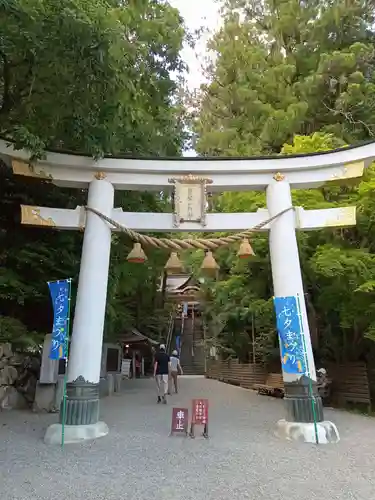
[179, 317, 206, 376]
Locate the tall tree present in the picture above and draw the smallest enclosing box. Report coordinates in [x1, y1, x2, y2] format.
[193, 1, 375, 364]
[0, 0, 186, 347]
[199, 133, 375, 364]
[0, 0, 185, 157]
[194, 0, 375, 155]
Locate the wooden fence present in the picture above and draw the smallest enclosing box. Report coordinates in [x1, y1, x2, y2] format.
[207, 359, 371, 408]
[327, 362, 371, 408]
[206, 359, 266, 389]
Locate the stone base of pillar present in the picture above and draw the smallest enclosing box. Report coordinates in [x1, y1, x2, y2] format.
[62, 377, 100, 425]
[44, 377, 109, 445]
[276, 377, 340, 444]
[275, 419, 340, 444]
[284, 378, 324, 423]
[44, 421, 109, 445]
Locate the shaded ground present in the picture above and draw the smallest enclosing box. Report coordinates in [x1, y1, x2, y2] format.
[0, 377, 375, 500]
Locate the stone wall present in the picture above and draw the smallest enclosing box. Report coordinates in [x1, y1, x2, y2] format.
[0, 343, 40, 410]
[0, 339, 123, 412]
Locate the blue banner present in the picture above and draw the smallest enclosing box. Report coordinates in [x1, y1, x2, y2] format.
[182, 302, 188, 316]
[273, 295, 306, 375]
[48, 279, 70, 360]
[176, 335, 181, 353]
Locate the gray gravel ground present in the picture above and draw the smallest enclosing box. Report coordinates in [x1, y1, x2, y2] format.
[1, 376, 375, 500]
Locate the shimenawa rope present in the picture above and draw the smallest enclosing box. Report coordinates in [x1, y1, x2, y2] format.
[84, 206, 294, 251]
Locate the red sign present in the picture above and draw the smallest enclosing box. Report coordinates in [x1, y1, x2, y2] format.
[171, 407, 188, 435]
[192, 399, 208, 425]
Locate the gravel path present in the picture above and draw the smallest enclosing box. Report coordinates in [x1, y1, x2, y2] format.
[0, 377, 375, 500]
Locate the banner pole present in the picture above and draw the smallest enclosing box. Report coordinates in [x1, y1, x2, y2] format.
[296, 294, 319, 445]
[61, 278, 72, 449]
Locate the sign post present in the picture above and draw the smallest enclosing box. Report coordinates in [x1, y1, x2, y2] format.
[170, 408, 189, 437]
[190, 399, 209, 439]
[121, 359, 131, 378]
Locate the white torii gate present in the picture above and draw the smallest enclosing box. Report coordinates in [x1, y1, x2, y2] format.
[1, 138, 374, 445]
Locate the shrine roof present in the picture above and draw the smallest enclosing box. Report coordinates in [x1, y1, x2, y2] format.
[162, 274, 202, 292]
[119, 328, 158, 345]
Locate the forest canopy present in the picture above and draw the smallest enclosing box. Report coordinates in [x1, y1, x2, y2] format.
[192, 0, 375, 365]
[0, 0, 186, 347]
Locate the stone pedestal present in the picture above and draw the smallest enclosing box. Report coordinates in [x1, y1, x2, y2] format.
[39, 334, 59, 384]
[107, 373, 114, 396]
[44, 421, 109, 445]
[55, 375, 65, 409]
[99, 377, 109, 398]
[114, 373, 122, 393]
[275, 420, 340, 444]
[33, 383, 57, 412]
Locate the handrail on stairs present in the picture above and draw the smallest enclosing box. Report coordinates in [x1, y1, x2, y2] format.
[177, 304, 187, 358]
[176, 310, 184, 358]
[191, 305, 195, 358]
[203, 320, 207, 374]
[181, 310, 185, 340]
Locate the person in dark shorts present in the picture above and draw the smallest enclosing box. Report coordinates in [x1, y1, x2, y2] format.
[154, 344, 170, 404]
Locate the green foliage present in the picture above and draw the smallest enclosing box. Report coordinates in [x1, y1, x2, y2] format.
[104, 239, 172, 342]
[0, 316, 43, 350]
[0, 0, 185, 156]
[194, 0, 375, 155]
[198, 131, 375, 364]
[0, 0, 186, 346]
[281, 133, 346, 154]
[192, 1, 375, 364]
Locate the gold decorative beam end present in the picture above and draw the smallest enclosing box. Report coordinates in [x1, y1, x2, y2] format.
[12, 159, 51, 179]
[12, 160, 34, 177]
[20, 205, 56, 227]
[341, 161, 364, 179]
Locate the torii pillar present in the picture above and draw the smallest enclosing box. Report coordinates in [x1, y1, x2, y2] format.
[45, 176, 114, 444]
[267, 176, 338, 443]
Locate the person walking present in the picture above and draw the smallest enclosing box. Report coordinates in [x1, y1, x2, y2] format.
[154, 344, 170, 404]
[168, 350, 183, 394]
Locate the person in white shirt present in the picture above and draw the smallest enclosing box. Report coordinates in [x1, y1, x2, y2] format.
[168, 350, 183, 394]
